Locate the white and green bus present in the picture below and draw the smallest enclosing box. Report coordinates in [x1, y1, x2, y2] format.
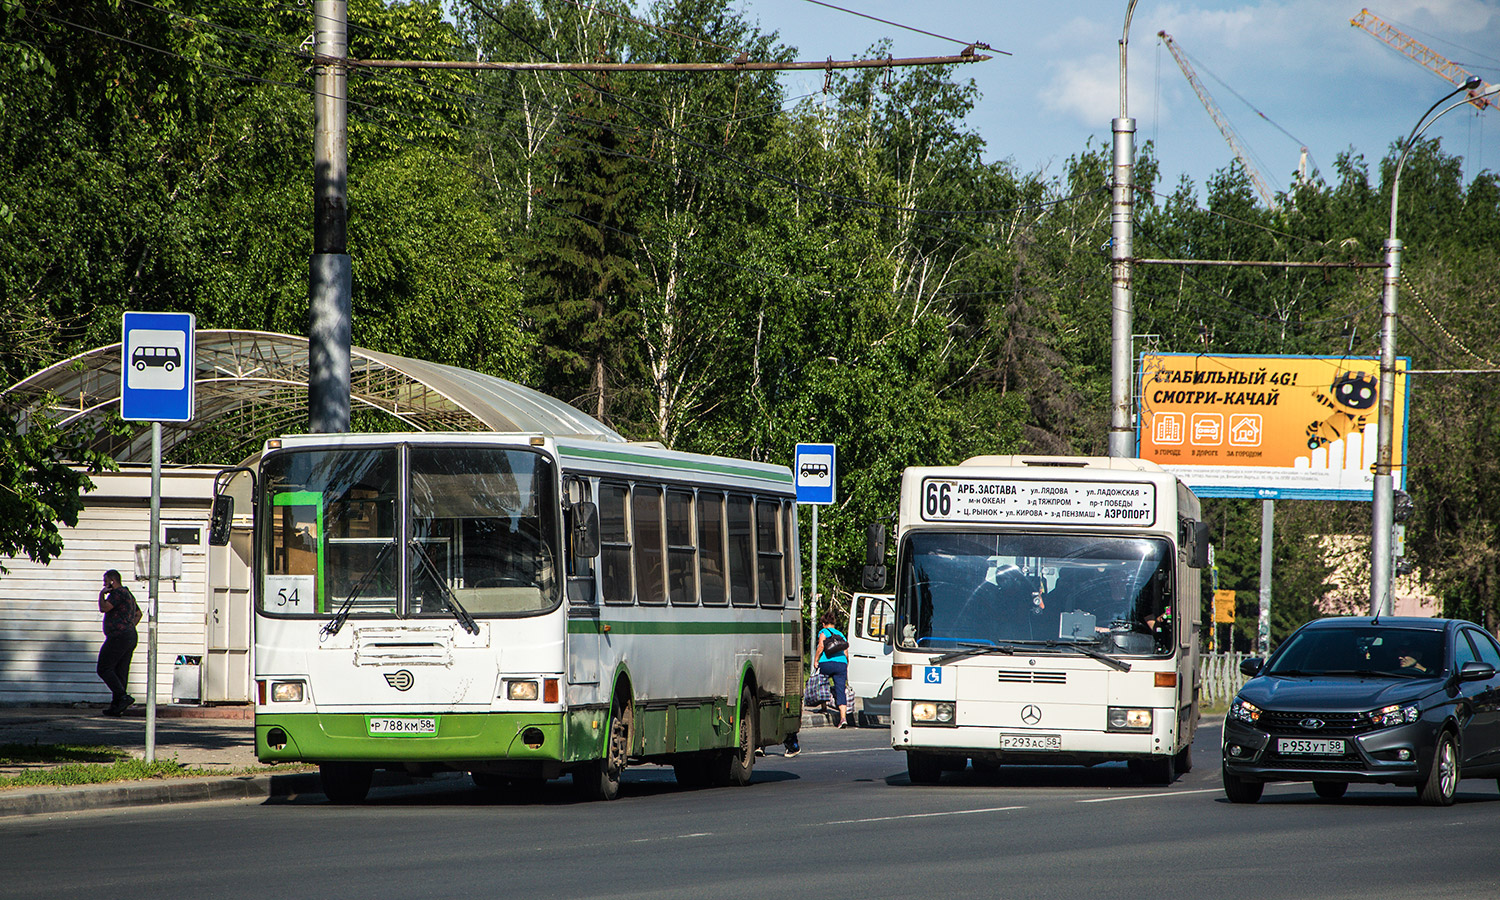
[218, 432, 804, 802]
[864, 456, 1210, 785]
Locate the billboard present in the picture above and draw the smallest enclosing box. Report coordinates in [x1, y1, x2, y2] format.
[1137, 353, 1409, 500]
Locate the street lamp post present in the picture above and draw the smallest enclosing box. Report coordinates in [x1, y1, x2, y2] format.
[1370, 76, 1498, 616]
[1109, 0, 1141, 459]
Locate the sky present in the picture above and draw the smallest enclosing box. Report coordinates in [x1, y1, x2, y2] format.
[734, 0, 1500, 203]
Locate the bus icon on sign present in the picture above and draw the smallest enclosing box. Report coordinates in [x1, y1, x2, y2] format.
[132, 346, 181, 372]
[799, 462, 829, 479]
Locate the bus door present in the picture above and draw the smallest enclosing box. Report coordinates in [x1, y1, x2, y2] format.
[847, 593, 894, 722]
[266, 491, 324, 614]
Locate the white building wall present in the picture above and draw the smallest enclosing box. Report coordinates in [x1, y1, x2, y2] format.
[0, 467, 222, 706]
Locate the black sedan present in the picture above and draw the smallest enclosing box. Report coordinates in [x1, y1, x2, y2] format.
[1222, 616, 1500, 805]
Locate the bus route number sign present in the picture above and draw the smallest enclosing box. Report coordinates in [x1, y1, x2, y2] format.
[919, 478, 1156, 526]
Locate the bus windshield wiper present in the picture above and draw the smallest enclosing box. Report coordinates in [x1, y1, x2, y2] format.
[1010, 639, 1132, 672]
[930, 642, 1015, 666]
[411, 541, 480, 635]
[322, 540, 395, 639]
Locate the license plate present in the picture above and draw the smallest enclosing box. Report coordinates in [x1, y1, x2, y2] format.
[368, 717, 437, 735]
[1277, 737, 1344, 755]
[1002, 733, 1062, 751]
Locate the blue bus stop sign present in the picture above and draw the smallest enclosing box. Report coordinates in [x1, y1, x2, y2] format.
[794, 443, 836, 505]
[121, 312, 195, 422]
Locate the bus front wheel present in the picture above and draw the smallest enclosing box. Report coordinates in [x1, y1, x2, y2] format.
[579, 692, 632, 801]
[319, 762, 373, 804]
[907, 751, 942, 785]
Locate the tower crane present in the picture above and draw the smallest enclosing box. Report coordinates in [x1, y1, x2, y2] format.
[1158, 31, 1281, 210]
[1351, 9, 1492, 110]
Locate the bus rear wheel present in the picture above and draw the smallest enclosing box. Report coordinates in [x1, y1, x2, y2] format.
[710, 686, 757, 787]
[319, 762, 373, 804]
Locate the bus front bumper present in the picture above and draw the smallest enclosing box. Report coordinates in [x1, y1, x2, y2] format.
[257, 710, 603, 765]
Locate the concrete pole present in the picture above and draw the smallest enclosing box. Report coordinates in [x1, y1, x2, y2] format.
[1109, 0, 1140, 459]
[1371, 235, 1400, 617]
[310, 0, 351, 433]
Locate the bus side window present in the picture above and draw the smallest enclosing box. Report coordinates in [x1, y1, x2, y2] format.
[633, 484, 666, 605]
[727, 494, 754, 607]
[565, 478, 596, 606]
[599, 482, 632, 605]
[755, 497, 784, 607]
[666, 489, 697, 606]
[699, 492, 727, 606]
[782, 501, 798, 604]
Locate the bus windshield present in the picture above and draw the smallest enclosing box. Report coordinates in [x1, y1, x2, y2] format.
[260, 445, 559, 619]
[896, 532, 1174, 656]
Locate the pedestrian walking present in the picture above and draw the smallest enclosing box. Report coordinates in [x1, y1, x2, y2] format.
[97, 569, 141, 716]
[815, 609, 851, 728]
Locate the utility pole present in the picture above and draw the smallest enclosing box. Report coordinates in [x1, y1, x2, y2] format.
[310, 0, 350, 434]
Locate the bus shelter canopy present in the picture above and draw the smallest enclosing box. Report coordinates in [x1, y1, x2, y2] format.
[4, 330, 625, 463]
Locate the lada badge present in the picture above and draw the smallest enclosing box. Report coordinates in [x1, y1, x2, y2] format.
[1300, 718, 1324, 729]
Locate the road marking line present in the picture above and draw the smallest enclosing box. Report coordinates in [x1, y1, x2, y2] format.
[1077, 788, 1222, 803]
[819, 805, 1025, 825]
[792, 747, 895, 756]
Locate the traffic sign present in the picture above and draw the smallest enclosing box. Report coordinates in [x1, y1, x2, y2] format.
[794, 443, 835, 505]
[121, 312, 195, 422]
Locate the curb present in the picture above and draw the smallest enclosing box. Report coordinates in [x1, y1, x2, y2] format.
[0, 772, 321, 820]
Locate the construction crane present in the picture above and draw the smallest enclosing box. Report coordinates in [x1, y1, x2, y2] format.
[1158, 31, 1281, 210]
[1351, 9, 1492, 110]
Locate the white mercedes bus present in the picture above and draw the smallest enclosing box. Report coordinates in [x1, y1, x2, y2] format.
[863, 456, 1209, 784]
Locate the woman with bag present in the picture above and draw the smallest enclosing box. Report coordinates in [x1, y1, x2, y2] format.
[815, 609, 852, 728]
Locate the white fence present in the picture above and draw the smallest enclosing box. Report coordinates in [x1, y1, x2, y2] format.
[1200, 652, 1257, 707]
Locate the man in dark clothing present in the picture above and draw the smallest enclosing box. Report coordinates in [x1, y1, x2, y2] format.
[97, 569, 139, 716]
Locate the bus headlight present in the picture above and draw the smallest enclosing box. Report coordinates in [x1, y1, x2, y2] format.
[912, 701, 956, 726]
[270, 681, 305, 703]
[1107, 707, 1152, 732]
[506, 680, 540, 701]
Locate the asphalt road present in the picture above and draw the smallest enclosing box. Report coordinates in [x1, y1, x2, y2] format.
[5, 722, 1500, 900]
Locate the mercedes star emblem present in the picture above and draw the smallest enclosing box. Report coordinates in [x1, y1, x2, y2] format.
[1021, 704, 1042, 725]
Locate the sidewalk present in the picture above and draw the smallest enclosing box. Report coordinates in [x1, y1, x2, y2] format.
[0, 703, 321, 819]
[0, 703, 844, 818]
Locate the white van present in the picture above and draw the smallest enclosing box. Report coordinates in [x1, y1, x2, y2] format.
[846, 592, 894, 725]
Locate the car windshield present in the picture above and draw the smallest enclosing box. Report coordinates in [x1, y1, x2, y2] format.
[895, 532, 1174, 656]
[1266, 626, 1445, 678]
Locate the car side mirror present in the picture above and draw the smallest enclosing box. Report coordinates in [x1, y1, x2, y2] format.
[1239, 657, 1264, 677]
[572, 501, 600, 559]
[1459, 661, 1496, 682]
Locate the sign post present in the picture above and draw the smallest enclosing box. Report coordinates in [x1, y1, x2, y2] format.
[121, 312, 196, 763]
[794, 444, 836, 665]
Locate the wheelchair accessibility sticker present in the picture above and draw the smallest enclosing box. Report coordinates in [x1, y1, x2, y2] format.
[924, 667, 942, 684]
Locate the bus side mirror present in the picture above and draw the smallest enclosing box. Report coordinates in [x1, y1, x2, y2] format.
[862, 523, 887, 591]
[1188, 521, 1210, 569]
[572, 501, 600, 559]
[208, 495, 233, 547]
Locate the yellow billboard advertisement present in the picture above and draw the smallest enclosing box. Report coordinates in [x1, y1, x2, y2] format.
[1137, 353, 1409, 500]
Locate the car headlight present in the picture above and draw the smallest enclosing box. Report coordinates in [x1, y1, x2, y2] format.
[1229, 696, 1261, 724]
[270, 681, 304, 703]
[912, 701, 957, 726]
[1367, 703, 1419, 728]
[1107, 707, 1152, 732]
